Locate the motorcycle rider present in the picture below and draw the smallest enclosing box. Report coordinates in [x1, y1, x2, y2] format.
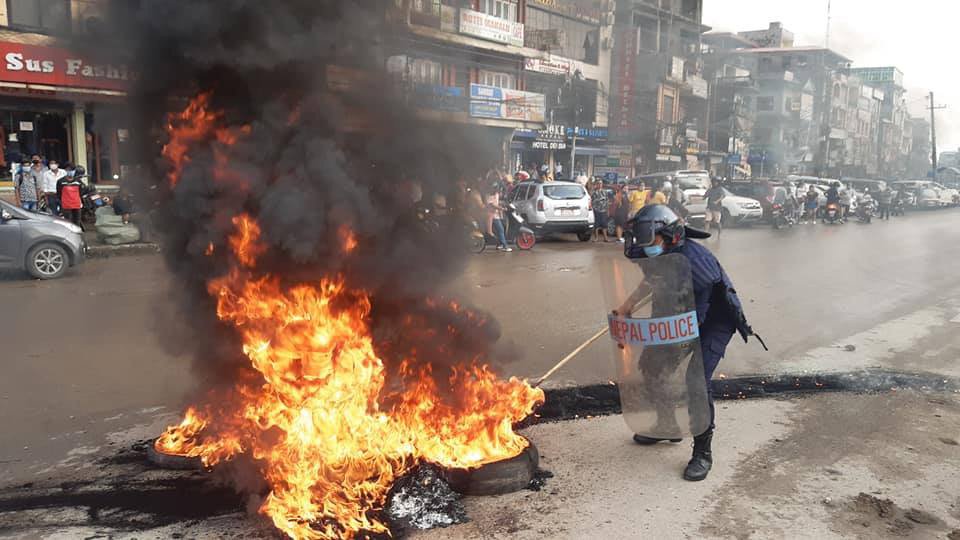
[617, 205, 758, 482]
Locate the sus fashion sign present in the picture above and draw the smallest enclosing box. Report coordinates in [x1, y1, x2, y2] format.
[0, 42, 131, 92]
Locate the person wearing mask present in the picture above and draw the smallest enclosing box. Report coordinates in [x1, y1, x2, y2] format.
[803, 186, 819, 224]
[704, 177, 726, 235]
[58, 165, 85, 228]
[13, 158, 40, 211]
[589, 179, 610, 242]
[616, 205, 760, 481]
[484, 182, 512, 252]
[628, 182, 648, 219]
[41, 158, 67, 216]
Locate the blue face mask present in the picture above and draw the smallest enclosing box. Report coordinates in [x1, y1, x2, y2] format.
[643, 244, 664, 258]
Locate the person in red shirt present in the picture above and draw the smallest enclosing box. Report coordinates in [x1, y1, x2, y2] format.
[58, 165, 85, 229]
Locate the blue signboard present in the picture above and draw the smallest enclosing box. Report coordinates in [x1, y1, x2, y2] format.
[566, 126, 608, 140]
[470, 83, 504, 101]
[603, 172, 619, 181]
[469, 101, 503, 119]
[727, 154, 741, 164]
[414, 85, 465, 112]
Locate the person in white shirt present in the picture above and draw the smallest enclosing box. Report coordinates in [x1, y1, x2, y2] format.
[42, 158, 67, 216]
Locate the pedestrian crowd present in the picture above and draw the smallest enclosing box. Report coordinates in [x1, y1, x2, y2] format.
[12, 155, 88, 228]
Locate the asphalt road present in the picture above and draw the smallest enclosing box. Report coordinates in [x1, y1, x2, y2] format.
[2, 209, 960, 484]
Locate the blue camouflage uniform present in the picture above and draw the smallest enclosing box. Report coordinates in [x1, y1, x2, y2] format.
[671, 239, 748, 429]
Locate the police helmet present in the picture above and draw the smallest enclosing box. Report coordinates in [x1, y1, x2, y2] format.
[624, 204, 710, 259]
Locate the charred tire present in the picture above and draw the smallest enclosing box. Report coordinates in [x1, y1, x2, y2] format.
[147, 440, 205, 470]
[26, 243, 68, 280]
[577, 231, 592, 242]
[441, 440, 539, 496]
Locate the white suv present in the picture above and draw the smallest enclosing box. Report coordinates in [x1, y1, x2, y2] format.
[509, 181, 595, 241]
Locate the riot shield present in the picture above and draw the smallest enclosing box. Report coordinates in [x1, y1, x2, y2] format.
[601, 253, 711, 439]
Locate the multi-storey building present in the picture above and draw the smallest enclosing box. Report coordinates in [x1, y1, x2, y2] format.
[609, 0, 711, 175]
[390, 0, 615, 176]
[850, 66, 909, 179]
[729, 45, 850, 177]
[0, 0, 134, 187]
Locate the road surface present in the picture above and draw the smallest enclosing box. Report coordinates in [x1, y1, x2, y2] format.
[2, 209, 960, 485]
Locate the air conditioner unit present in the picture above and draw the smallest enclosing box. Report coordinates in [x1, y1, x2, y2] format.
[74, 0, 109, 36]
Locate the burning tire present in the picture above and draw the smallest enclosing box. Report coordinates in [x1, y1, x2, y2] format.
[147, 439, 204, 470]
[516, 230, 536, 250]
[441, 438, 539, 496]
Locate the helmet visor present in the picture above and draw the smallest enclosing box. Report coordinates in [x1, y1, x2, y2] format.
[629, 220, 658, 247]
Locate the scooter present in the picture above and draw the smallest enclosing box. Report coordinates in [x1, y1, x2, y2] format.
[822, 201, 842, 225]
[479, 203, 535, 251]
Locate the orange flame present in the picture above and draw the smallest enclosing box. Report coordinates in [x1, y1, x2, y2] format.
[157, 96, 544, 539]
[161, 93, 219, 188]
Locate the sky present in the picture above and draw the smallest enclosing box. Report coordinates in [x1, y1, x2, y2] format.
[703, 0, 957, 152]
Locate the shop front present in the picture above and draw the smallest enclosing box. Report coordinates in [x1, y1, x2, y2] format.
[511, 125, 612, 178]
[0, 41, 132, 187]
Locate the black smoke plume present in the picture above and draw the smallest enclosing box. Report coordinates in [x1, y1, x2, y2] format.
[119, 0, 513, 389]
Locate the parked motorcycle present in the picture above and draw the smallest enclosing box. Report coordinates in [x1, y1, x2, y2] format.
[81, 185, 108, 226]
[822, 201, 843, 224]
[771, 202, 795, 229]
[855, 199, 875, 223]
[892, 198, 906, 216]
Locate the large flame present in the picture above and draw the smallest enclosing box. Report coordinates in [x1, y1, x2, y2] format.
[155, 96, 544, 539]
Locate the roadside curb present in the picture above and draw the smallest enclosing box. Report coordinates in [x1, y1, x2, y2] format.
[86, 243, 161, 258]
[533, 369, 960, 422]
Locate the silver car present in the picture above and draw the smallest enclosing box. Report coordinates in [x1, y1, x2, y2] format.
[0, 199, 86, 279]
[509, 181, 595, 241]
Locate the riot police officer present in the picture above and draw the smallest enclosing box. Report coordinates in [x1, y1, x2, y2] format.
[622, 204, 758, 481]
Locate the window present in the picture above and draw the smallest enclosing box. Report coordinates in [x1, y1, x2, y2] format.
[525, 7, 600, 63]
[543, 185, 585, 200]
[661, 94, 675, 123]
[481, 0, 517, 21]
[757, 97, 775, 112]
[413, 0, 440, 14]
[636, 15, 659, 52]
[7, 0, 70, 34]
[410, 58, 442, 85]
[478, 70, 515, 89]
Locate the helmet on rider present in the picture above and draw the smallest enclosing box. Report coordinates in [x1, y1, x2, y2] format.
[624, 204, 710, 259]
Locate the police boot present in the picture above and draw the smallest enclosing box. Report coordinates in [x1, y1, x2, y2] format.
[682, 429, 713, 481]
[633, 434, 682, 445]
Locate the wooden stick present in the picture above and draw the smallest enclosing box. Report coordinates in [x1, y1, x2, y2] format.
[533, 326, 609, 388]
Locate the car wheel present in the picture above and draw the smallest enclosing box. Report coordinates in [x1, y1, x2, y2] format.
[27, 243, 69, 280]
[577, 231, 592, 242]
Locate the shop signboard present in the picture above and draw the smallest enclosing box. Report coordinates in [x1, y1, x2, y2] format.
[469, 84, 545, 122]
[524, 55, 572, 76]
[0, 42, 131, 92]
[459, 9, 524, 47]
[610, 22, 638, 138]
[469, 101, 503, 119]
[414, 84, 464, 112]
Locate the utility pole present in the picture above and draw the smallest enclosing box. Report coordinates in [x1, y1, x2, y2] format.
[928, 91, 947, 174]
[825, 0, 832, 48]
